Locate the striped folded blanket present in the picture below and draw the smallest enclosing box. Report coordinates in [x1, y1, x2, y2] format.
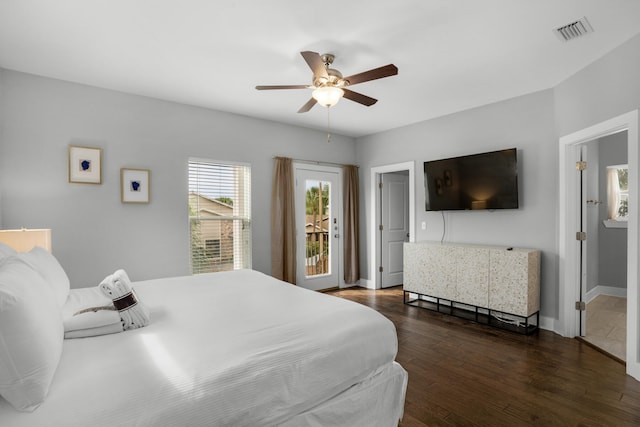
[62, 286, 121, 339]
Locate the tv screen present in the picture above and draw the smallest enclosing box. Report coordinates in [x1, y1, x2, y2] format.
[424, 148, 519, 211]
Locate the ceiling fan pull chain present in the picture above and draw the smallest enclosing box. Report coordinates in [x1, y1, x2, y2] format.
[327, 106, 332, 143]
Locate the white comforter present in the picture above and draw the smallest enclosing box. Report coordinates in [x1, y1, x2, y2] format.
[0, 269, 402, 426]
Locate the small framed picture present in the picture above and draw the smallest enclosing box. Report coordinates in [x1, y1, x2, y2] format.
[68, 146, 102, 184]
[121, 168, 150, 203]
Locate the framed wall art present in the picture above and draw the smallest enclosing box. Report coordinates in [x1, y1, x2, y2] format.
[121, 168, 150, 203]
[68, 145, 102, 184]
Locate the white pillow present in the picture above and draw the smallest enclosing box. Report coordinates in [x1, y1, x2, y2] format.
[0, 242, 16, 259]
[18, 247, 70, 308]
[0, 257, 64, 412]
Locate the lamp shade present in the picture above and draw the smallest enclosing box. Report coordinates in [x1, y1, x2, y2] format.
[0, 229, 52, 253]
[312, 86, 344, 107]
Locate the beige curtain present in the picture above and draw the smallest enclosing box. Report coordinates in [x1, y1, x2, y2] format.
[607, 167, 621, 220]
[271, 157, 297, 284]
[343, 165, 360, 284]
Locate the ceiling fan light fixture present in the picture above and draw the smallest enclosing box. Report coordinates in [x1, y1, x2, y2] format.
[312, 86, 344, 107]
[256, 51, 397, 113]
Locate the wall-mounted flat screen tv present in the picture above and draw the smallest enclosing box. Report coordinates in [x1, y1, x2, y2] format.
[424, 148, 519, 211]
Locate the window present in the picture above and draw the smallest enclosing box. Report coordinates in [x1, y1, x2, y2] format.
[606, 164, 628, 221]
[205, 239, 221, 259]
[189, 159, 251, 274]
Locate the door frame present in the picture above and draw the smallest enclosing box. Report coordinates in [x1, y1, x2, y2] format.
[558, 109, 639, 381]
[293, 162, 344, 290]
[369, 161, 416, 289]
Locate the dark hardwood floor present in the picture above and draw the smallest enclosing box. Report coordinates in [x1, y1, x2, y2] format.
[326, 286, 640, 426]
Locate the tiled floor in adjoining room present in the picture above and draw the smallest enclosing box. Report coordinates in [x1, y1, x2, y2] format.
[583, 295, 626, 362]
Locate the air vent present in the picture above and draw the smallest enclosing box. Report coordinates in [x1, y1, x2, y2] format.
[554, 16, 594, 42]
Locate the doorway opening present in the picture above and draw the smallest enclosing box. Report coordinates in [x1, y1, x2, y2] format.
[578, 133, 628, 362]
[369, 162, 416, 289]
[558, 109, 639, 381]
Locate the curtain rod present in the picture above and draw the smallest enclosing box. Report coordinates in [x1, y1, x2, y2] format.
[273, 156, 358, 168]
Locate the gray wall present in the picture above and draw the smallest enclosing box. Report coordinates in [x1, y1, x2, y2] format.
[554, 33, 640, 298]
[2, 31, 640, 323]
[554, 34, 640, 137]
[0, 70, 356, 287]
[356, 90, 559, 318]
[597, 132, 628, 289]
[356, 32, 640, 322]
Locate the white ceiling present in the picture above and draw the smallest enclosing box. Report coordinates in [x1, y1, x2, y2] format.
[1, 1, 640, 138]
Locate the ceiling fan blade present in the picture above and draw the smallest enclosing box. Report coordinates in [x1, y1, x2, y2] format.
[255, 85, 309, 90]
[343, 64, 398, 86]
[297, 98, 317, 113]
[300, 51, 328, 78]
[342, 89, 378, 106]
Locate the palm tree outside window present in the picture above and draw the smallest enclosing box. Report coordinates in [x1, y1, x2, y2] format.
[607, 164, 628, 221]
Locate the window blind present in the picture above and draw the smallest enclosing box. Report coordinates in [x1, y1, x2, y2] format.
[188, 159, 251, 274]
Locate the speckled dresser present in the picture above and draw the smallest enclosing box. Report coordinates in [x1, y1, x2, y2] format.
[403, 241, 541, 333]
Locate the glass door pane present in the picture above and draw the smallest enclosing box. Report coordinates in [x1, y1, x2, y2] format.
[305, 179, 331, 278]
[294, 165, 341, 291]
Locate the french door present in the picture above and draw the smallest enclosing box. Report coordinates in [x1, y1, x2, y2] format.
[294, 164, 342, 290]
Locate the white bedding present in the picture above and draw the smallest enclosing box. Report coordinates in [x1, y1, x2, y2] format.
[0, 269, 407, 426]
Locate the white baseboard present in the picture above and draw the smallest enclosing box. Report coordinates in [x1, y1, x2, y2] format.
[349, 288, 567, 344]
[538, 315, 556, 333]
[358, 278, 376, 289]
[352, 282, 557, 336]
[403, 291, 557, 334]
[538, 286, 627, 336]
[586, 285, 627, 302]
[541, 286, 627, 338]
[340, 279, 375, 289]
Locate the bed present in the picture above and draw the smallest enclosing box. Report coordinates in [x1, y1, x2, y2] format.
[0, 249, 407, 426]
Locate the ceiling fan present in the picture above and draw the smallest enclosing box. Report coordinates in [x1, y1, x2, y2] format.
[255, 51, 398, 113]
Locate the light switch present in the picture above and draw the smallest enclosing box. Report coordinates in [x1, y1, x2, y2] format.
[421, 221, 426, 230]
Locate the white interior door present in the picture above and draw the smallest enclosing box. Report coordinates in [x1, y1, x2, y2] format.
[295, 165, 341, 291]
[579, 145, 588, 336]
[381, 172, 409, 288]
